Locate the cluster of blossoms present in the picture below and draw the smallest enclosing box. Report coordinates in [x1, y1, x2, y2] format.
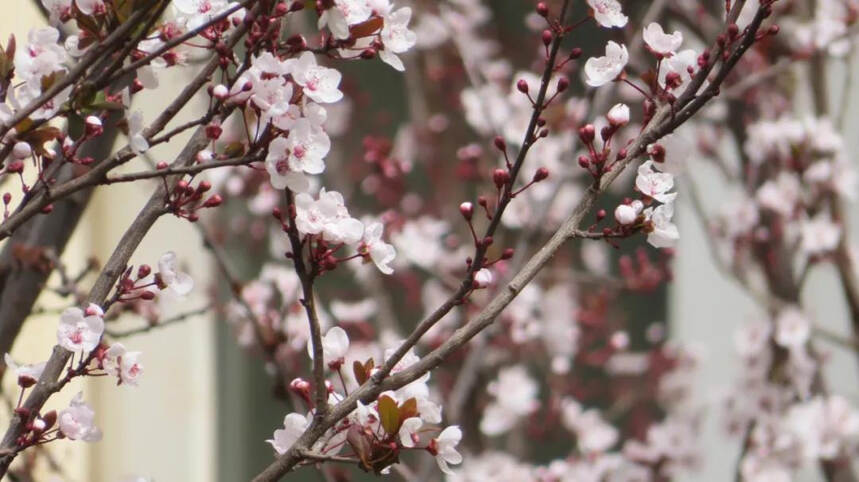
[269, 327, 462, 474]
[727, 308, 859, 479]
[5, 251, 190, 452]
[0, 0, 822, 480]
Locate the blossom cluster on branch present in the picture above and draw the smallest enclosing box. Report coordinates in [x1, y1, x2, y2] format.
[3, 0, 857, 481]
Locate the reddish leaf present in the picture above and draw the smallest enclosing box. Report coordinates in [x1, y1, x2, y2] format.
[399, 397, 418, 423]
[350, 16, 383, 39]
[377, 395, 400, 435]
[353, 360, 368, 385]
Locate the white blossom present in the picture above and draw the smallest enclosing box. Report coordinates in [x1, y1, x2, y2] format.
[105, 343, 144, 386]
[287, 51, 344, 104]
[378, 7, 417, 71]
[587, 0, 628, 28]
[635, 160, 676, 203]
[606, 103, 630, 126]
[294, 189, 365, 245]
[799, 214, 841, 256]
[644, 202, 679, 249]
[585, 41, 628, 87]
[432, 425, 463, 474]
[267, 412, 310, 454]
[57, 306, 104, 353]
[361, 221, 396, 274]
[775, 307, 810, 349]
[3, 353, 46, 384]
[308, 326, 350, 368]
[643, 22, 683, 56]
[158, 251, 194, 296]
[59, 392, 102, 442]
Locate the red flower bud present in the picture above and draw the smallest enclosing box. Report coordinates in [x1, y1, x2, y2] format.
[516, 79, 529, 94]
[536, 2, 549, 17]
[493, 168, 510, 189]
[459, 202, 473, 220]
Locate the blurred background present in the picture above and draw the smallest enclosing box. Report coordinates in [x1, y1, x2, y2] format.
[2, 1, 859, 481]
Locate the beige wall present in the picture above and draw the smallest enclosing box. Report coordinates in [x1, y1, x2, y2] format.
[0, 6, 216, 481]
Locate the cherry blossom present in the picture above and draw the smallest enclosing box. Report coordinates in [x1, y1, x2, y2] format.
[3, 353, 46, 386]
[480, 365, 538, 436]
[267, 412, 310, 455]
[57, 305, 104, 353]
[360, 221, 397, 274]
[318, 0, 372, 40]
[308, 326, 350, 369]
[586, 0, 628, 28]
[265, 119, 330, 191]
[606, 103, 630, 126]
[799, 214, 841, 256]
[584, 41, 628, 87]
[430, 425, 463, 474]
[76, 0, 105, 16]
[378, 7, 418, 71]
[643, 22, 683, 56]
[172, 0, 239, 30]
[128, 111, 149, 154]
[756, 172, 801, 216]
[473, 268, 494, 289]
[774, 308, 811, 350]
[614, 203, 637, 225]
[14, 27, 67, 89]
[287, 52, 344, 104]
[635, 160, 676, 203]
[58, 393, 102, 442]
[399, 416, 422, 447]
[561, 398, 619, 453]
[41, 0, 71, 25]
[644, 202, 679, 249]
[158, 251, 194, 296]
[105, 343, 144, 387]
[657, 49, 698, 93]
[294, 189, 365, 245]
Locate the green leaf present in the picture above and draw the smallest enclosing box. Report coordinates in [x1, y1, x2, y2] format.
[377, 395, 399, 435]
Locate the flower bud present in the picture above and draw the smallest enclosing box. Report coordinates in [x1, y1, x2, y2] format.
[556, 76, 569, 93]
[206, 123, 223, 140]
[615, 204, 637, 225]
[606, 103, 630, 127]
[459, 202, 473, 220]
[578, 124, 595, 144]
[473, 268, 493, 289]
[516, 79, 529, 94]
[203, 194, 223, 208]
[85, 116, 103, 137]
[578, 155, 590, 169]
[7, 161, 24, 174]
[648, 143, 666, 163]
[137, 264, 151, 278]
[610, 331, 630, 350]
[493, 136, 506, 152]
[536, 2, 549, 17]
[493, 168, 510, 189]
[532, 167, 549, 182]
[542, 30, 553, 47]
[212, 84, 229, 100]
[12, 142, 31, 160]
